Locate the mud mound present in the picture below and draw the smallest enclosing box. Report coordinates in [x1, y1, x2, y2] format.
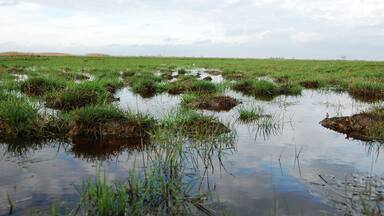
[69, 120, 151, 139]
[320, 112, 384, 141]
[186, 96, 239, 111]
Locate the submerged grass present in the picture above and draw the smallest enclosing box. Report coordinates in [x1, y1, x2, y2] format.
[238, 106, 265, 122]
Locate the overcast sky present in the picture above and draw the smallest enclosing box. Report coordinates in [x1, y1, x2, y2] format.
[0, 0, 383, 60]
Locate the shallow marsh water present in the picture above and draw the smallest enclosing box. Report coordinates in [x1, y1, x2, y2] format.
[0, 86, 383, 215]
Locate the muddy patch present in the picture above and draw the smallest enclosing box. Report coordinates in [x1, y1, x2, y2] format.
[185, 95, 240, 111]
[299, 80, 321, 89]
[320, 109, 384, 141]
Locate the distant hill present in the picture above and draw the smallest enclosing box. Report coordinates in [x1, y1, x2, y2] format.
[86, 53, 110, 57]
[0, 52, 73, 56]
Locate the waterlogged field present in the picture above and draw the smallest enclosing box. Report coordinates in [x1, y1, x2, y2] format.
[0, 56, 383, 215]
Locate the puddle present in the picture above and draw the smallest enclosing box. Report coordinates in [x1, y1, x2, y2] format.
[74, 73, 95, 83]
[188, 68, 224, 83]
[13, 74, 28, 82]
[114, 87, 180, 117]
[1, 88, 384, 215]
[168, 68, 224, 83]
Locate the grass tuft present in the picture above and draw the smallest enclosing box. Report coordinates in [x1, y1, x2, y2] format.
[21, 77, 65, 96]
[46, 81, 109, 110]
[0, 94, 43, 138]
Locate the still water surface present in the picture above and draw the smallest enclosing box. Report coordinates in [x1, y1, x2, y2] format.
[0, 88, 383, 215]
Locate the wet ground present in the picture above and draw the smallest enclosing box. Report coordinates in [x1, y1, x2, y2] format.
[1, 72, 384, 215]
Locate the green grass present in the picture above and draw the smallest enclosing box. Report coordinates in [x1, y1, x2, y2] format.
[366, 108, 384, 141]
[180, 93, 198, 105]
[128, 72, 164, 97]
[166, 78, 219, 95]
[70, 105, 155, 138]
[45, 81, 109, 110]
[348, 81, 384, 102]
[2, 56, 383, 100]
[161, 108, 230, 138]
[238, 107, 264, 122]
[232, 79, 302, 100]
[21, 77, 66, 96]
[0, 94, 43, 138]
[71, 105, 127, 124]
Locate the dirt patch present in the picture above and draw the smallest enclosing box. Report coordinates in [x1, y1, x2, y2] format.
[186, 96, 240, 111]
[320, 111, 384, 141]
[299, 81, 321, 89]
[232, 81, 255, 95]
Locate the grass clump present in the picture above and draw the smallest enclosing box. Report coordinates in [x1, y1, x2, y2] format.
[348, 82, 384, 102]
[166, 79, 218, 95]
[69, 105, 155, 139]
[182, 93, 239, 111]
[188, 80, 218, 93]
[238, 107, 264, 122]
[177, 68, 187, 74]
[232, 79, 301, 100]
[0, 94, 43, 138]
[100, 78, 124, 93]
[46, 82, 109, 111]
[277, 82, 303, 95]
[21, 77, 65, 96]
[161, 109, 230, 138]
[128, 73, 164, 97]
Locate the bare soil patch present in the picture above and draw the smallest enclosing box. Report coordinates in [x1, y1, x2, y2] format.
[186, 95, 239, 111]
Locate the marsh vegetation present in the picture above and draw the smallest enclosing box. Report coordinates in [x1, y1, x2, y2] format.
[0, 56, 383, 215]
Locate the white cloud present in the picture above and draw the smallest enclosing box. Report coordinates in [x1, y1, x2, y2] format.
[290, 31, 323, 43]
[0, 0, 383, 59]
